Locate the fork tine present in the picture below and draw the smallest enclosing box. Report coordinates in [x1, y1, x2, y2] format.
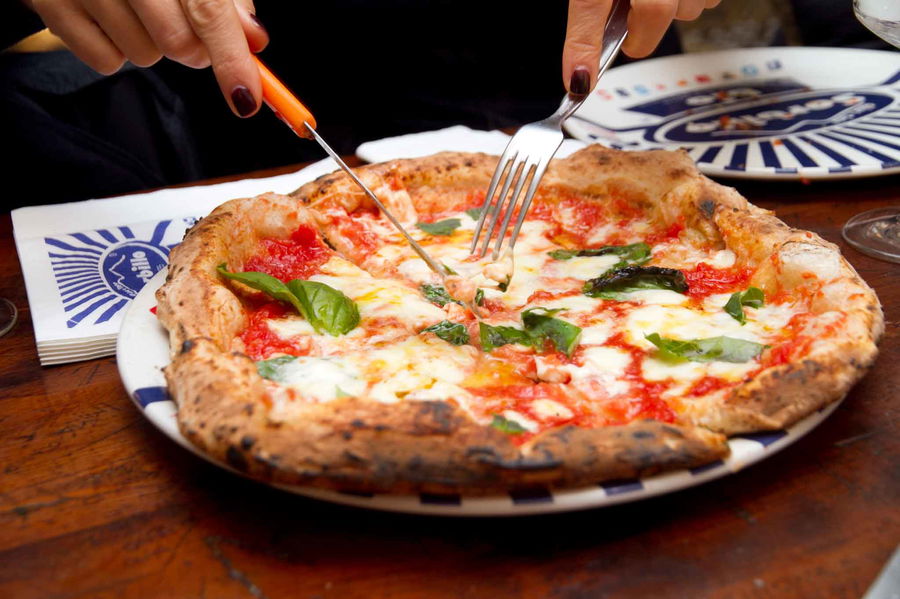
[504, 156, 551, 256]
[478, 156, 524, 257]
[491, 159, 537, 260]
[470, 148, 516, 253]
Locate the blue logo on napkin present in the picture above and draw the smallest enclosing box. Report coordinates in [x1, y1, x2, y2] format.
[45, 220, 183, 328]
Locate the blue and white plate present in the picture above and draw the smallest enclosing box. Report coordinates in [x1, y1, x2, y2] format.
[118, 270, 842, 516]
[565, 46, 900, 180]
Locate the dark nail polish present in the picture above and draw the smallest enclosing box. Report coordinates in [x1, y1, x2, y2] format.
[250, 13, 267, 35]
[231, 86, 256, 117]
[569, 67, 591, 96]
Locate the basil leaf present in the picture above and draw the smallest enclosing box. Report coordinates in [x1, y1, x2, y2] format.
[421, 284, 461, 307]
[490, 414, 527, 435]
[421, 320, 470, 345]
[479, 307, 582, 357]
[218, 264, 305, 314]
[583, 265, 688, 298]
[256, 355, 297, 382]
[285, 279, 360, 336]
[442, 262, 458, 276]
[724, 287, 765, 325]
[465, 208, 483, 220]
[335, 386, 352, 398]
[497, 276, 511, 292]
[417, 218, 461, 235]
[646, 333, 767, 363]
[479, 322, 533, 352]
[522, 308, 582, 357]
[549, 242, 651, 267]
[474, 288, 485, 306]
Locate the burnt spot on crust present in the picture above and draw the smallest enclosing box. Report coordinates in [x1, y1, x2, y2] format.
[632, 430, 655, 440]
[412, 401, 456, 435]
[180, 339, 196, 354]
[243, 403, 255, 416]
[351, 419, 366, 429]
[240, 435, 256, 450]
[226, 445, 248, 471]
[699, 199, 716, 218]
[661, 425, 685, 438]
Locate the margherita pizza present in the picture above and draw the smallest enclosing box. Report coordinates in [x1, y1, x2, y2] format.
[156, 146, 883, 494]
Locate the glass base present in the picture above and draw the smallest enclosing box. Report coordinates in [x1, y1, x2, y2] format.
[842, 207, 900, 264]
[0, 298, 18, 337]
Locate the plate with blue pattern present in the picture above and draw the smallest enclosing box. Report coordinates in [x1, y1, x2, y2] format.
[565, 46, 900, 180]
[118, 270, 842, 516]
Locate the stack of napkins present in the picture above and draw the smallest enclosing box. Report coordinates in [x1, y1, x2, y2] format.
[12, 126, 588, 365]
[12, 159, 336, 365]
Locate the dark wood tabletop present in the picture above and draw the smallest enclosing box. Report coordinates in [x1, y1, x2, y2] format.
[1, 163, 898, 599]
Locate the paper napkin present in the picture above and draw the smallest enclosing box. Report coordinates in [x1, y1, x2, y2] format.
[12, 159, 335, 365]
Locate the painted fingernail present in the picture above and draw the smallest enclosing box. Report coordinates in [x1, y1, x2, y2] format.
[231, 86, 256, 117]
[250, 13, 267, 34]
[569, 66, 591, 96]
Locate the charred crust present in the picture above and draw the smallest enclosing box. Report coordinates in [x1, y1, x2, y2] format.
[180, 339, 196, 354]
[699, 199, 716, 217]
[240, 435, 256, 450]
[226, 445, 248, 471]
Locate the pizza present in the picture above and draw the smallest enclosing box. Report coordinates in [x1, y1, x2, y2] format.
[156, 146, 883, 494]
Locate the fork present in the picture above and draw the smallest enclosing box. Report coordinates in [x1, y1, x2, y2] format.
[470, 0, 630, 260]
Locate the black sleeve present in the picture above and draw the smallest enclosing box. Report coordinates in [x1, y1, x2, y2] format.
[3, 1, 46, 50]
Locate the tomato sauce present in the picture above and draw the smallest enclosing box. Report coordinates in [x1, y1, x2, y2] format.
[239, 302, 311, 360]
[687, 376, 731, 397]
[683, 262, 754, 299]
[603, 332, 677, 424]
[243, 224, 330, 282]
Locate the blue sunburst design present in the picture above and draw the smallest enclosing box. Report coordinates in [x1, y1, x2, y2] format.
[45, 220, 185, 328]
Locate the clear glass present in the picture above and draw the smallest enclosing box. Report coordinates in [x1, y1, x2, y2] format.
[0, 298, 17, 337]
[843, 1, 900, 262]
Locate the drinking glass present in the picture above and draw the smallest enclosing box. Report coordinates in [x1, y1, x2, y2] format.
[0, 298, 17, 337]
[843, 0, 900, 263]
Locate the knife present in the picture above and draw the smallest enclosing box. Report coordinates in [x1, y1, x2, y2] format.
[253, 57, 481, 315]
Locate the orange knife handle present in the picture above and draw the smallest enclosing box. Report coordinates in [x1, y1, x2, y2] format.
[253, 55, 317, 138]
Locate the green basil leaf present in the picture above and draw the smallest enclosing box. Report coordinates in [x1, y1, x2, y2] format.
[645, 333, 767, 363]
[421, 284, 461, 307]
[724, 287, 765, 325]
[549, 242, 651, 267]
[479, 322, 533, 352]
[490, 414, 527, 434]
[335, 386, 353, 398]
[442, 262, 458, 276]
[421, 320, 470, 345]
[465, 208, 483, 220]
[497, 276, 511, 292]
[522, 307, 582, 357]
[474, 288, 485, 306]
[583, 265, 688, 298]
[218, 264, 305, 314]
[255, 355, 297, 382]
[417, 218, 461, 235]
[286, 279, 360, 336]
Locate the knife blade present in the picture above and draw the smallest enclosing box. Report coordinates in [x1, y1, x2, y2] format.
[253, 56, 482, 316]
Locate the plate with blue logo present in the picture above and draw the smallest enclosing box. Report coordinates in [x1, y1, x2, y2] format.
[118, 270, 844, 517]
[565, 46, 900, 180]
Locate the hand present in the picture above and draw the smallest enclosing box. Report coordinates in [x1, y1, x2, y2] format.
[24, 0, 269, 117]
[563, 0, 721, 94]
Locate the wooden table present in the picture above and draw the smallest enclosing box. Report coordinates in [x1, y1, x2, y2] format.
[1, 165, 898, 599]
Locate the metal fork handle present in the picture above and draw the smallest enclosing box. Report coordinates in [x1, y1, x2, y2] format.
[550, 0, 630, 125]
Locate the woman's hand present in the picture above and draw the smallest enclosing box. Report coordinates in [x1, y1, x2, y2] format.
[563, 0, 721, 94]
[24, 0, 269, 117]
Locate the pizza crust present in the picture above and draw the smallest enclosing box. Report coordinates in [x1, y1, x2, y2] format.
[157, 145, 883, 493]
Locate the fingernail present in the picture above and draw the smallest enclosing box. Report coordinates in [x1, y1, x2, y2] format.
[231, 86, 256, 117]
[249, 13, 267, 35]
[569, 66, 591, 96]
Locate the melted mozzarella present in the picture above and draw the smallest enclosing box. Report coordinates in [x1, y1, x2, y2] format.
[545, 254, 620, 280]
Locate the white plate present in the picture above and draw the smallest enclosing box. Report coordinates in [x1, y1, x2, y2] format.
[565, 46, 900, 180]
[117, 269, 842, 516]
